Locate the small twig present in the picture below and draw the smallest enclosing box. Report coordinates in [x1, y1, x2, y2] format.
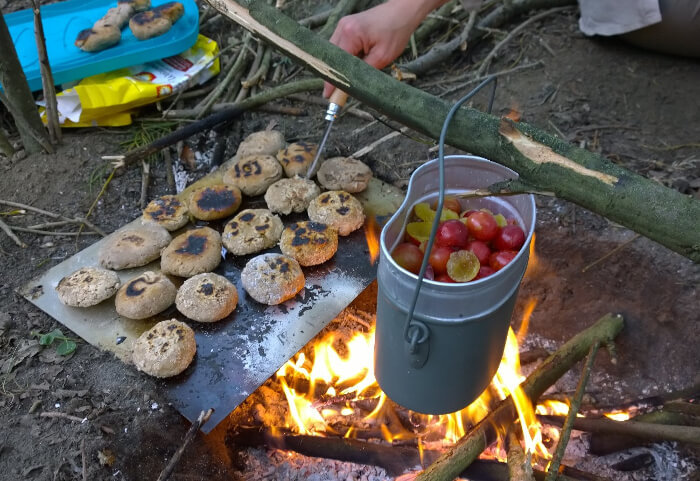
[32, 0, 61, 144]
[140, 160, 150, 209]
[581, 234, 641, 273]
[241, 47, 272, 88]
[26, 220, 72, 229]
[6, 226, 100, 236]
[156, 408, 214, 481]
[81, 438, 87, 481]
[0, 217, 27, 248]
[476, 7, 568, 77]
[351, 130, 403, 158]
[437, 61, 543, 97]
[545, 342, 599, 481]
[162, 148, 175, 192]
[506, 429, 534, 481]
[642, 142, 700, 152]
[76, 168, 117, 244]
[39, 411, 87, 423]
[0, 200, 106, 236]
[235, 42, 265, 103]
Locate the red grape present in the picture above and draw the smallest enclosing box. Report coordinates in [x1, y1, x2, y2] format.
[493, 225, 526, 251]
[436, 219, 469, 248]
[428, 245, 455, 275]
[466, 211, 499, 241]
[475, 266, 496, 280]
[435, 274, 455, 283]
[489, 250, 518, 271]
[392, 243, 424, 274]
[466, 240, 491, 266]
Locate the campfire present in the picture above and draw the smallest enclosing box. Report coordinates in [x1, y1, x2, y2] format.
[223, 231, 699, 480]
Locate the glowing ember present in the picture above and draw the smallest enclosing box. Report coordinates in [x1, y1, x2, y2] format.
[364, 215, 381, 265]
[604, 411, 631, 421]
[536, 400, 570, 417]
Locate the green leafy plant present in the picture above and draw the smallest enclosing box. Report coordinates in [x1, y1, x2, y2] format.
[32, 328, 77, 356]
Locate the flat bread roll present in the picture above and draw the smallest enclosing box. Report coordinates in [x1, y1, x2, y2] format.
[118, 0, 151, 12]
[222, 154, 283, 196]
[98, 224, 171, 270]
[142, 194, 189, 231]
[75, 25, 121, 52]
[115, 271, 176, 319]
[129, 2, 184, 40]
[132, 319, 196, 378]
[317, 157, 373, 193]
[276, 141, 318, 178]
[279, 221, 338, 266]
[264, 177, 320, 215]
[236, 130, 286, 158]
[176, 272, 238, 323]
[160, 226, 222, 277]
[188, 184, 242, 221]
[94, 4, 135, 29]
[307, 190, 365, 236]
[56, 267, 121, 307]
[222, 209, 283, 256]
[241, 253, 305, 305]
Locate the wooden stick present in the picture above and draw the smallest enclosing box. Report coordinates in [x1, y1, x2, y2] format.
[316, 0, 360, 39]
[476, 7, 569, 77]
[81, 438, 87, 481]
[242, 46, 272, 88]
[7, 226, 100, 236]
[162, 147, 175, 192]
[140, 160, 150, 209]
[31, 0, 61, 144]
[664, 401, 700, 417]
[0, 199, 106, 236]
[235, 42, 265, 103]
[156, 408, 213, 481]
[507, 430, 535, 481]
[39, 411, 86, 423]
[0, 217, 27, 247]
[545, 342, 599, 481]
[539, 414, 700, 446]
[415, 313, 624, 481]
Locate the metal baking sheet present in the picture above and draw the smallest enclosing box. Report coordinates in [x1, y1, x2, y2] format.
[21, 176, 402, 432]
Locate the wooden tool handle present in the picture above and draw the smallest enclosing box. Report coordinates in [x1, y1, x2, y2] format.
[329, 89, 349, 107]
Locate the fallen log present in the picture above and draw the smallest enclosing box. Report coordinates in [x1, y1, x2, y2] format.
[539, 414, 700, 446]
[204, 0, 700, 262]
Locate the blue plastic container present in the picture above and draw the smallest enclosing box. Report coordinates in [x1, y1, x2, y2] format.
[6, 0, 199, 92]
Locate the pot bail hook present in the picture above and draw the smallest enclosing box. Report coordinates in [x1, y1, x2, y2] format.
[401, 75, 498, 370]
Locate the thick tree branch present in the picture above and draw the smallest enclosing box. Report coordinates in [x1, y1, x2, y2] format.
[205, 0, 700, 262]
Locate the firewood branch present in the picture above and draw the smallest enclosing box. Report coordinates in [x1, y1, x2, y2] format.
[204, 0, 700, 262]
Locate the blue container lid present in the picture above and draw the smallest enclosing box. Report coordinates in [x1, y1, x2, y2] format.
[6, 0, 199, 92]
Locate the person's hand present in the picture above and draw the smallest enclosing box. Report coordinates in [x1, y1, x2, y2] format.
[323, 0, 445, 98]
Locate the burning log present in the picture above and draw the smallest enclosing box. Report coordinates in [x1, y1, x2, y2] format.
[226, 426, 585, 481]
[415, 313, 624, 481]
[539, 414, 700, 447]
[506, 430, 535, 481]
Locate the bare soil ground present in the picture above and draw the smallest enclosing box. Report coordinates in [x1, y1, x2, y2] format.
[0, 2, 698, 480]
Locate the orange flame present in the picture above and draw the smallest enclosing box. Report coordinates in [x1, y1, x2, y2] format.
[604, 411, 631, 421]
[525, 233, 538, 277]
[516, 298, 537, 343]
[364, 216, 381, 265]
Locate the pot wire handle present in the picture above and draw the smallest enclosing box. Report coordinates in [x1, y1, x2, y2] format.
[403, 76, 499, 360]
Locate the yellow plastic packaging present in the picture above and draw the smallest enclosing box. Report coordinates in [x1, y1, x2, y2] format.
[42, 35, 219, 127]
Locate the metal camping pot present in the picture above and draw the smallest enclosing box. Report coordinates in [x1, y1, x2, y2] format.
[375, 155, 536, 414]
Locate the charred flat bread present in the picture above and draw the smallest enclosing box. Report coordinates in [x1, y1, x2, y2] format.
[222, 209, 283, 256]
[94, 4, 134, 29]
[132, 319, 196, 378]
[307, 190, 365, 236]
[56, 267, 121, 307]
[114, 271, 176, 319]
[222, 154, 283, 197]
[118, 0, 151, 12]
[98, 224, 171, 270]
[176, 272, 238, 323]
[142, 194, 189, 231]
[276, 141, 318, 178]
[241, 253, 305, 305]
[160, 227, 222, 277]
[188, 184, 242, 221]
[236, 130, 286, 158]
[264, 177, 321, 215]
[129, 2, 184, 41]
[75, 25, 121, 52]
[316, 157, 373, 193]
[279, 221, 338, 266]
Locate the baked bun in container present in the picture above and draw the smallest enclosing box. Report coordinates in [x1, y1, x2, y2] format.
[56, 267, 121, 307]
[307, 190, 365, 236]
[132, 319, 196, 378]
[175, 272, 238, 323]
[115, 271, 176, 320]
[160, 227, 222, 278]
[98, 224, 171, 270]
[241, 253, 305, 305]
[279, 221, 338, 266]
